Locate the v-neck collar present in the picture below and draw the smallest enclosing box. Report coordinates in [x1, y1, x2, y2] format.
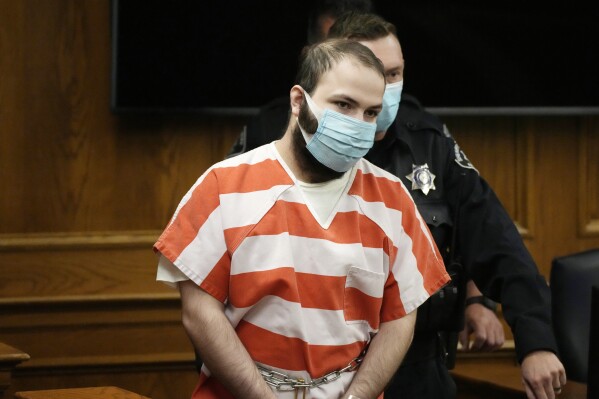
[270, 142, 357, 229]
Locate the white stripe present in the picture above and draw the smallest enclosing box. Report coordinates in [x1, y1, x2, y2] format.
[217, 142, 278, 168]
[225, 296, 374, 345]
[156, 254, 188, 288]
[393, 230, 429, 314]
[232, 234, 386, 277]
[174, 205, 227, 284]
[356, 157, 402, 181]
[345, 266, 385, 298]
[219, 185, 291, 230]
[349, 194, 403, 244]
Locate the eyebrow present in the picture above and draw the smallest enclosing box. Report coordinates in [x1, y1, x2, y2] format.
[333, 95, 383, 111]
[385, 66, 403, 75]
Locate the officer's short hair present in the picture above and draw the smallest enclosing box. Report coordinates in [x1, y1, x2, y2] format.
[306, 0, 374, 44]
[328, 11, 397, 41]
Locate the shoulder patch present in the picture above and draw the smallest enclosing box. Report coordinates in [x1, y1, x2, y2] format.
[225, 126, 247, 159]
[453, 142, 479, 174]
[442, 124, 453, 139]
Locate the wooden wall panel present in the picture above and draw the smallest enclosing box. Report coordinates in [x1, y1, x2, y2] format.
[443, 117, 535, 236]
[0, 293, 198, 399]
[448, 115, 599, 276]
[579, 117, 599, 236]
[8, 367, 198, 399]
[0, 231, 199, 398]
[2, 0, 595, 274]
[1, 0, 599, 396]
[0, 232, 164, 298]
[0, 0, 245, 234]
[0, 1, 26, 234]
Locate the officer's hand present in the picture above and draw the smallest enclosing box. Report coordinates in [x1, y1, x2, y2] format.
[459, 303, 505, 351]
[521, 351, 566, 399]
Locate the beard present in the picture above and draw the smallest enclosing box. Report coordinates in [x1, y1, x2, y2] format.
[291, 101, 345, 183]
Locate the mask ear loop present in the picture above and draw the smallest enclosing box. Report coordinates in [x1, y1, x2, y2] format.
[297, 88, 323, 144]
[302, 89, 324, 121]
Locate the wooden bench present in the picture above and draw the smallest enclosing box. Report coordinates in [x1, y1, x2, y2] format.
[452, 356, 587, 399]
[14, 386, 150, 399]
[0, 342, 30, 399]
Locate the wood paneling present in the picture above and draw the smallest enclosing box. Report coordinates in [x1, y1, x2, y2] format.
[10, 365, 198, 399]
[0, 342, 30, 399]
[1, 0, 597, 279]
[446, 115, 599, 276]
[0, 231, 163, 298]
[1, 0, 598, 397]
[579, 117, 599, 236]
[452, 355, 587, 399]
[0, 291, 198, 399]
[0, 0, 245, 234]
[15, 386, 151, 399]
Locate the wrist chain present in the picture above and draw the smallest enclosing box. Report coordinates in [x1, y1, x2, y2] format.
[257, 353, 364, 392]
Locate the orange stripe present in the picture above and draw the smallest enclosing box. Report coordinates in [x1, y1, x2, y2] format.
[343, 287, 382, 329]
[397, 207, 446, 294]
[236, 320, 366, 377]
[229, 267, 298, 307]
[350, 169, 409, 210]
[158, 158, 291, 260]
[231, 200, 387, 248]
[297, 272, 346, 309]
[381, 271, 407, 322]
[215, 158, 292, 194]
[192, 372, 234, 399]
[155, 170, 220, 261]
[229, 269, 346, 310]
[199, 252, 232, 303]
[223, 225, 255, 252]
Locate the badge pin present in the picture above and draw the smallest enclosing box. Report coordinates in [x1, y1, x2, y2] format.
[406, 163, 436, 195]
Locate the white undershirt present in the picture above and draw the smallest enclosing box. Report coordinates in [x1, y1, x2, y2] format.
[297, 171, 351, 226]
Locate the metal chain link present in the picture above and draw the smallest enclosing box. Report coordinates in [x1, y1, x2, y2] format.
[257, 353, 364, 391]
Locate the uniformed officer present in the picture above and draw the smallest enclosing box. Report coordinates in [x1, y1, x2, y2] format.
[225, 8, 567, 399]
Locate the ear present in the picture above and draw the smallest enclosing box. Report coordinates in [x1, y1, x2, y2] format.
[289, 85, 304, 118]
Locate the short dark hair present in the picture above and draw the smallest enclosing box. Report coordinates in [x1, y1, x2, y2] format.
[294, 38, 385, 95]
[327, 11, 397, 41]
[306, 0, 374, 44]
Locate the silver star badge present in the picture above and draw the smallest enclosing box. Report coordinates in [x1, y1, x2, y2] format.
[406, 163, 436, 195]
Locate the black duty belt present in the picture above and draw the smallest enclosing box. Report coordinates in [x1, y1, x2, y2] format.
[401, 331, 443, 365]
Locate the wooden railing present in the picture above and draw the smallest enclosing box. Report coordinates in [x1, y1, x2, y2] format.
[0, 342, 29, 399]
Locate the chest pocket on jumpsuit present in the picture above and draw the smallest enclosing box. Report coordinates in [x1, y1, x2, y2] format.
[413, 202, 464, 332]
[344, 266, 385, 330]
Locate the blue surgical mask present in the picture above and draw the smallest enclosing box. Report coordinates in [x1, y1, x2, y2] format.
[376, 80, 403, 132]
[297, 89, 376, 172]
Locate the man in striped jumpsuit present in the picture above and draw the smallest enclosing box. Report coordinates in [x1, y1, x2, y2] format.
[154, 39, 449, 399]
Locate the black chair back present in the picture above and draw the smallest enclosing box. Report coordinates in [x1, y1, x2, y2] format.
[588, 286, 599, 398]
[550, 248, 599, 383]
